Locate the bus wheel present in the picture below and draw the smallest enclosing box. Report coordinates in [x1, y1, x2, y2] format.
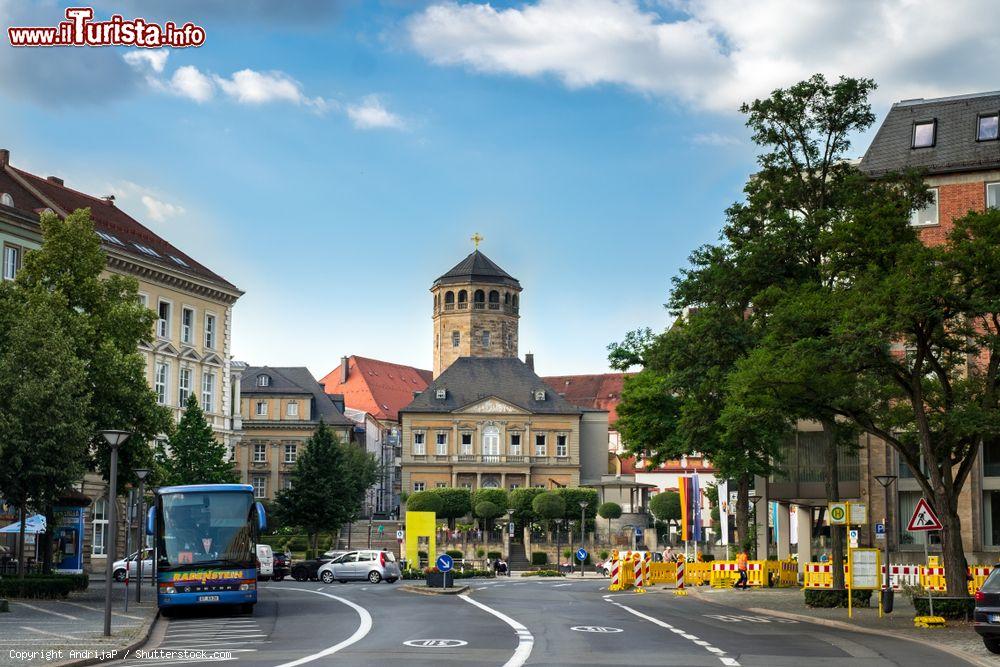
[240, 603, 254, 615]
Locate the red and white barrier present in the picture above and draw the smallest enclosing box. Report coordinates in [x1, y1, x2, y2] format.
[676, 559, 685, 590]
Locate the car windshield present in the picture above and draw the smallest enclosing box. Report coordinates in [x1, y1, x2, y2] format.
[982, 568, 1000, 593]
[159, 491, 254, 568]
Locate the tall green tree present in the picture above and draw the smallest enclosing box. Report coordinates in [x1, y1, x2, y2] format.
[428, 487, 472, 528]
[0, 286, 92, 575]
[158, 395, 238, 486]
[273, 423, 377, 554]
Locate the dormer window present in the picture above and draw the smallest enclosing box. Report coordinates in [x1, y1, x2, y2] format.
[533, 389, 546, 401]
[912, 120, 936, 148]
[0, 193, 12, 207]
[257, 374, 271, 387]
[978, 113, 999, 142]
[435, 389, 447, 399]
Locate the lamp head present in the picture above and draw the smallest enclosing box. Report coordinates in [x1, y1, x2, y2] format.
[874, 474, 898, 488]
[748, 493, 762, 506]
[134, 468, 151, 482]
[100, 429, 131, 448]
[579, 501, 590, 509]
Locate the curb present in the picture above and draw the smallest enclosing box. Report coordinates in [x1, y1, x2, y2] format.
[400, 584, 471, 596]
[682, 588, 989, 667]
[53, 609, 159, 667]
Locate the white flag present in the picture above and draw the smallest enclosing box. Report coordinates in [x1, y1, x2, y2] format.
[719, 480, 729, 546]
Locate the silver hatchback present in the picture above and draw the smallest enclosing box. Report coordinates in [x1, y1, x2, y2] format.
[318, 549, 401, 584]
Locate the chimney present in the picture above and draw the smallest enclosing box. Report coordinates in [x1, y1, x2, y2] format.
[47, 176, 64, 186]
[102, 194, 115, 205]
[525, 353, 534, 371]
[340, 356, 349, 384]
[0, 149, 8, 167]
[318, 381, 326, 393]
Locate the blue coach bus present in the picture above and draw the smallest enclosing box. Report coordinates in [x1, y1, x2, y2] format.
[147, 484, 266, 614]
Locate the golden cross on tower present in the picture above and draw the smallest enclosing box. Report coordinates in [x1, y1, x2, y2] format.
[471, 232, 484, 249]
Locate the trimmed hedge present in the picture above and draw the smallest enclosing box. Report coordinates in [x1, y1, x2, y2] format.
[26, 573, 89, 591]
[401, 568, 495, 581]
[521, 570, 564, 577]
[531, 551, 548, 566]
[912, 596, 975, 620]
[487, 551, 502, 560]
[445, 550, 463, 559]
[804, 588, 872, 608]
[0, 576, 75, 599]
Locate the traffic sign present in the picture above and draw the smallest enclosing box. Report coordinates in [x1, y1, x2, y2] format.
[576, 547, 588, 562]
[907, 497, 943, 531]
[436, 554, 454, 572]
[848, 529, 859, 548]
[874, 522, 885, 539]
[395, 529, 404, 540]
[509, 521, 515, 536]
[634, 527, 643, 538]
[828, 502, 847, 525]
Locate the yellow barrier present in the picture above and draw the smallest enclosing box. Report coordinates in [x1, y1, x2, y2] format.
[685, 562, 712, 586]
[648, 562, 677, 584]
[970, 566, 992, 594]
[711, 561, 740, 588]
[803, 562, 992, 593]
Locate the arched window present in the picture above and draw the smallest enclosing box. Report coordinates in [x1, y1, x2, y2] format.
[445, 291, 455, 304]
[483, 425, 500, 457]
[512, 294, 519, 309]
[488, 290, 499, 303]
[458, 290, 467, 303]
[504, 292, 510, 305]
[0, 193, 12, 207]
[474, 289, 485, 303]
[257, 374, 271, 387]
[452, 331, 460, 347]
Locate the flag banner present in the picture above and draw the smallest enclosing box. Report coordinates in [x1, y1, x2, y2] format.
[692, 473, 702, 542]
[719, 480, 729, 546]
[679, 476, 689, 542]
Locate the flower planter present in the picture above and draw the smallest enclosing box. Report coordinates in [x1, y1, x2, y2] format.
[425, 571, 450, 588]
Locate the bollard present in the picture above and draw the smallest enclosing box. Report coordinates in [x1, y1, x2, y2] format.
[675, 558, 687, 596]
[643, 552, 651, 589]
[610, 557, 621, 591]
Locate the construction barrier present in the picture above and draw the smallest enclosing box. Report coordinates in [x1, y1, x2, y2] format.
[920, 566, 947, 592]
[676, 559, 685, 590]
[803, 562, 992, 593]
[711, 561, 741, 588]
[648, 562, 677, 584]
[634, 555, 644, 588]
[777, 559, 799, 587]
[685, 561, 711, 586]
[970, 566, 992, 594]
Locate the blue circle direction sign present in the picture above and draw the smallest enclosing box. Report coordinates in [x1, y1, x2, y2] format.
[436, 554, 454, 572]
[576, 547, 588, 562]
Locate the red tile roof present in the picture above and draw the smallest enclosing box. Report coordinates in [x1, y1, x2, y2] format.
[0, 155, 237, 290]
[542, 373, 631, 424]
[320, 356, 432, 422]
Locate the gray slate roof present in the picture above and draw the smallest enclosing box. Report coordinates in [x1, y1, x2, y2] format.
[242, 366, 351, 425]
[859, 91, 1000, 176]
[401, 357, 582, 415]
[434, 250, 520, 288]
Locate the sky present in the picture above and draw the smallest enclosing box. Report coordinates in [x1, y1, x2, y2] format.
[2, 0, 999, 378]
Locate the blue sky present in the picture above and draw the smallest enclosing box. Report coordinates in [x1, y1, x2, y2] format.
[2, 0, 998, 377]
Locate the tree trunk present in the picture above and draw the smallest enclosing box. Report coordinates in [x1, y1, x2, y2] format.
[16, 504, 27, 577]
[936, 491, 971, 597]
[735, 473, 750, 554]
[821, 419, 844, 590]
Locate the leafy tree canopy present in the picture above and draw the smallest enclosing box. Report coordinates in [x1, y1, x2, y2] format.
[157, 395, 238, 486]
[405, 490, 443, 515]
[649, 491, 681, 523]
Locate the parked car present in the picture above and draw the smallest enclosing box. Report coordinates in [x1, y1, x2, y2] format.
[318, 549, 401, 584]
[272, 551, 291, 582]
[113, 547, 154, 582]
[291, 555, 338, 582]
[974, 564, 1000, 654]
[256, 544, 274, 581]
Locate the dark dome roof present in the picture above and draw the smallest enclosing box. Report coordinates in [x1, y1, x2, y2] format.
[434, 250, 520, 288]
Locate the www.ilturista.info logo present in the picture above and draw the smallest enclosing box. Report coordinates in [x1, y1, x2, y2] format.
[8, 7, 205, 48]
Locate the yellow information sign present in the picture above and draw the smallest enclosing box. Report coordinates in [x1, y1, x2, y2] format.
[828, 502, 848, 525]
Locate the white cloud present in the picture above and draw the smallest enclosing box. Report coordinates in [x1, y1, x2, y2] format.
[346, 95, 406, 130]
[407, 0, 1000, 113]
[690, 132, 741, 147]
[169, 65, 215, 103]
[141, 194, 185, 222]
[123, 49, 169, 74]
[213, 69, 331, 111]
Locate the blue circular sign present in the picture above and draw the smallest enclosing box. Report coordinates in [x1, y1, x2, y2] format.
[576, 548, 588, 562]
[436, 554, 454, 572]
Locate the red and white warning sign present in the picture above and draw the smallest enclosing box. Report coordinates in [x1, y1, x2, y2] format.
[906, 497, 943, 532]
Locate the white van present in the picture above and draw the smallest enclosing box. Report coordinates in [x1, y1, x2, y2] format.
[256, 544, 274, 581]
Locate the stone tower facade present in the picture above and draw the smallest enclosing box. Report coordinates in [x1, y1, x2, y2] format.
[431, 249, 521, 378]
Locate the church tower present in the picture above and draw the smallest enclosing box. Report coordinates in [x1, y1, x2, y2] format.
[432, 237, 521, 378]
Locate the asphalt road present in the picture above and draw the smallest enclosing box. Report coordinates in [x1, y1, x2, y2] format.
[111, 578, 975, 666]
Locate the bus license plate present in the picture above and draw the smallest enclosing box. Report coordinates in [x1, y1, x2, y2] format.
[989, 613, 1000, 623]
[198, 595, 220, 602]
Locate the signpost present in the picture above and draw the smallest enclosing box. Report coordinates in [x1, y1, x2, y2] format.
[848, 548, 881, 618]
[436, 553, 453, 589]
[828, 502, 847, 525]
[907, 498, 943, 618]
[874, 523, 885, 540]
[849, 529, 859, 549]
[576, 547, 588, 578]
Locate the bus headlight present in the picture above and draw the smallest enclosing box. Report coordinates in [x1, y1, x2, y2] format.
[240, 583, 255, 591]
[163, 586, 176, 594]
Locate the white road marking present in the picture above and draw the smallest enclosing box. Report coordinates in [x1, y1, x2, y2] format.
[609, 601, 740, 667]
[55, 601, 145, 620]
[461, 594, 533, 667]
[272, 587, 373, 667]
[21, 626, 76, 640]
[15, 602, 80, 620]
[551, 583, 572, 587]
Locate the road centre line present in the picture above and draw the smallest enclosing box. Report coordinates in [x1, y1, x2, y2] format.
[609, 601, 741, 667]
[271, 587, 373, 667]
[460, 594, 533, 667]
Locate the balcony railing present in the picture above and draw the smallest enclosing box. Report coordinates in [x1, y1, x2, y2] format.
[457, 454, 476, 463]
[481, 455, 501, 463]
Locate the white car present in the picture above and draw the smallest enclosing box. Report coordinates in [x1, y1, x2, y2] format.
[113, 547, 154, 581]
[256, 544, 274, 580]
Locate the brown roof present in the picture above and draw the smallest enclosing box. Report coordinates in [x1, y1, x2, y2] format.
[0, 153, 237, 291]
[320, 356, 432, 422]
[542, 373, 631, 424]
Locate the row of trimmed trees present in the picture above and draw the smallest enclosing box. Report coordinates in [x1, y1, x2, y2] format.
[609, 74, 1000, 596]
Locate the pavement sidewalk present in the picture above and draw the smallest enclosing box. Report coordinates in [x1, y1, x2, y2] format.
[0, 581, 157, 667]
[684, 585, 994, 666]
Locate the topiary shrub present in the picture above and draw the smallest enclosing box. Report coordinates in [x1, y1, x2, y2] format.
[599, 550, 610, 560]
[446, 549, 463, 559]
[476, 548, 486, 558]
[487, 551, 502, 560]
[804, 588, 872, 608]
[531, 551, 548, 565]
[912, 596, 975, 620]
[521, 569, 564, 577]
[0, 577, 74, 599]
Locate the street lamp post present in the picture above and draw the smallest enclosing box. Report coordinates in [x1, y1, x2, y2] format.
[134, 468, 150, 605]
[748, 493, 762, 559]
[101, 430, 130, 637]
[554, 518, 563, 573]
[579, 501, 589, 577]
[875, 474, 897, 611]
[505, 509, 514, 561]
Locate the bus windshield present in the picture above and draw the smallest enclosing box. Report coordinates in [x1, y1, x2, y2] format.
[159, 491, 254, 569]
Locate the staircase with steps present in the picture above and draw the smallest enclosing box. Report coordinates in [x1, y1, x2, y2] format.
[507, 543, 531, 571]
[337, 519, 402, 556]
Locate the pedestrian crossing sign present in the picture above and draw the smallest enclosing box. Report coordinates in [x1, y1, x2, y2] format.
[907, 497, 942, 532]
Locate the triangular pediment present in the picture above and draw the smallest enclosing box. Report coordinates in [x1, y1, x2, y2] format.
[203, 352, 223, 366]
[180, 346, 201, 362]
[154, 341, 180, 355]
[455, 396, 529, 415]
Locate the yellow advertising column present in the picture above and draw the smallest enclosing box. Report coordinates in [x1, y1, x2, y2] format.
[405, 511, 437, 569]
